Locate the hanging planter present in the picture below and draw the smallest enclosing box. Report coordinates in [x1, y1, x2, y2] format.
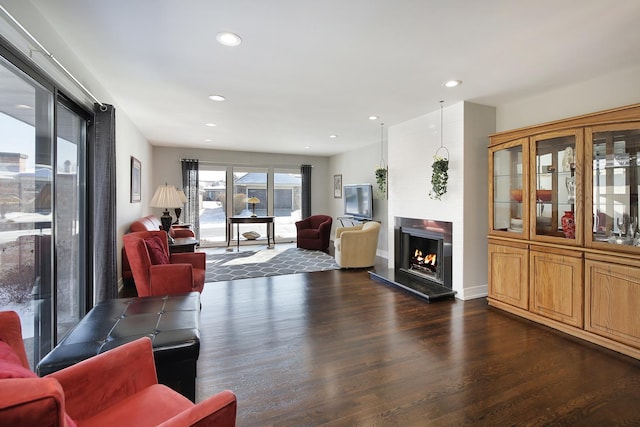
[429, 154, 449, 200]
[429, 101, 450, 200]
[375, 166, 387, 198]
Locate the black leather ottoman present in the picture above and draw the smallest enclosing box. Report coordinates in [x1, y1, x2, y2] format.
[37, 292, 200, 401]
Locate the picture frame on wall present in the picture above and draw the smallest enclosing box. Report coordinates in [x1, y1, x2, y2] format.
[130, 156, 141, 203]
[334, 174, 342, 198]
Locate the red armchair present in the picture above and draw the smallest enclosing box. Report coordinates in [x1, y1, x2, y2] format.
[295, 215, 333, 251]
[0, 310, 237, 427]
[123, 215, 195, 285]
[123, 230, 206, 297]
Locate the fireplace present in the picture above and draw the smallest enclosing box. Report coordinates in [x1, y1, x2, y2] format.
[395, 218, 452, 289]
[369, 217, 455, 302]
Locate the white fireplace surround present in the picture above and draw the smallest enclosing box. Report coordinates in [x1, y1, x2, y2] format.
[387, 101, 496, 300]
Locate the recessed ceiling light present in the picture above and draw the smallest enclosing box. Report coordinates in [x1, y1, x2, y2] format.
[205, 123, 217, 127]
[304, 146, 311, 149]
[204, 138, 212, 142]
[329, 134, 338, 139]
[369, 115, 379, 121]
[216, 32, 242, 47]
[443, 80, 462, 88]
[208, 95, 226, 101]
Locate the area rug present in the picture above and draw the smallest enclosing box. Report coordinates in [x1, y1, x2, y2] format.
[205, 247, 340, 282]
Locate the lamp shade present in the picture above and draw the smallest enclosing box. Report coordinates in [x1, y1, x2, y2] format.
[246, 197, 260, 204]
[176, 188, 188, 203]
[150, 184, 183, 208]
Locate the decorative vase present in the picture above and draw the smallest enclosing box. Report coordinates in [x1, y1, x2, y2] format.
[561, 211, 575, 239]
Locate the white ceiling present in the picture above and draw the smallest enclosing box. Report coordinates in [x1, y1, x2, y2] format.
[25, 0, 640, 156]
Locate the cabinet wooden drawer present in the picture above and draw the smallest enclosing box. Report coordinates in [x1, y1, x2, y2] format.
[585, 257, 640, 348]
[529, 248, 583, 327]
[488, 242, 529, 309]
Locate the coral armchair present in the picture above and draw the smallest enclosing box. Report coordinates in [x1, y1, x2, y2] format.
[123, 230, 206, 297]
[0, 310, 237, 427]
[295, 214, 333, 251]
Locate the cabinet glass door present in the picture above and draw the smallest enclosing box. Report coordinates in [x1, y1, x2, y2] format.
[490, 139, 528, 237]
[531, 130, 582, 244]
[587, 124, 640, 251]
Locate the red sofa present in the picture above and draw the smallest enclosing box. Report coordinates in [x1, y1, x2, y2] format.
[0, 310, 237, 427]
[123, 215, 195, 285]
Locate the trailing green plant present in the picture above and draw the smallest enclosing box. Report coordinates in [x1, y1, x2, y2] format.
[429, 156, 449, 200]
[375, 167, 387, 198]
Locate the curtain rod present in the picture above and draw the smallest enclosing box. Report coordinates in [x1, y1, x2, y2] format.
[0, 5, 106, 110]
[182, 159, 314, 169]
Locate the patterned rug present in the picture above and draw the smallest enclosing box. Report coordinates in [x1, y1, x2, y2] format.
[205, 247, 340, 282]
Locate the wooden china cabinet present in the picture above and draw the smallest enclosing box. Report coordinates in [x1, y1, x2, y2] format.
[488, 103, 640, 359]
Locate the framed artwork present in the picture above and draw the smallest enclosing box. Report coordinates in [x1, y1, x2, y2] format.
[333, 174, 342, 198]
[130, 156, 141, 203]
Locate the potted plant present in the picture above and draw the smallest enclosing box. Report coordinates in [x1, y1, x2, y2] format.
[375, 167, 387, 198]
[429, 156, 449, 200]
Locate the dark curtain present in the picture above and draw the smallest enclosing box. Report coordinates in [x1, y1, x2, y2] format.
[182, 159, 200, 240]
[301, 164, 312, 219]
[91, 103, 117, 303]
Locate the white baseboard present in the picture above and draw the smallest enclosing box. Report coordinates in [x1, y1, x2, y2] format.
[456, 284, 488, 300]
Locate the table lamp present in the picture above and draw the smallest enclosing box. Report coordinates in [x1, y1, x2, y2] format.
[174, 188, 188, 224]
[247, 197, 260, 217]
[150, 183, 183, 243]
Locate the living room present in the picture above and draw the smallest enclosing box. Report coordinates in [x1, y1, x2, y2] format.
[2, 1, 640, 425]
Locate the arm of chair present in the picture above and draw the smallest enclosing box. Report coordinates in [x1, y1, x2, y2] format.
[295, 218, 310, 231]
[171, 251, 206, 270]
[170, 227, 195, 238]
[0, 377, 68, 427]
[149, 263, 195, 295]
[48, 337, 158, 421]
[318, 219, 332, 234]
[335, 225, 363, 239]
[157, 390, 237, 427]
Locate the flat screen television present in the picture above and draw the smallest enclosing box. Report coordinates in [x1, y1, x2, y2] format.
[343, 184, 373, 220]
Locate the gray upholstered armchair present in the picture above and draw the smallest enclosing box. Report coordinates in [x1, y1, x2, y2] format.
[334, 221, 381, 268]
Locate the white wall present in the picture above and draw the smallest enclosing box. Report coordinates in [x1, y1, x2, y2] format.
[388, 101, 495, 300]
[151, 145, 330, 218]
[497, 64, 640, 131]
[328, 141, 389, 258]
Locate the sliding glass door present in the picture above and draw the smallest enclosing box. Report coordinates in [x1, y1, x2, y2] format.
[0, 51, 88, 367]
[55, 102, 86, 341]
[274, 168, 301, 240]
[199, 167, 227, 245]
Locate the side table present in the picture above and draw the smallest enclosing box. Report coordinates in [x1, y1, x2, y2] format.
[169, 237, 198, 253]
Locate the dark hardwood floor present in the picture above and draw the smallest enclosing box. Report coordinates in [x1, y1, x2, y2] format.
[195, 259, 640, 426]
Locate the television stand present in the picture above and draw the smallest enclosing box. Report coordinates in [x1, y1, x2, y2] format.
[337, 216, 360, 227]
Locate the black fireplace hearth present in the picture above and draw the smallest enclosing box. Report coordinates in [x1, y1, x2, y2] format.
[369, 217, 456, 302]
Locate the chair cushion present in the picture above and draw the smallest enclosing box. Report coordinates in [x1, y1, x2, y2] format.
[0, 340, 77, 427]
[0, 340, 35, 379]
[144, 236, 169, 265]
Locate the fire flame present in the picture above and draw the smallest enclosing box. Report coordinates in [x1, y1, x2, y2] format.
[414, 249, 436, 265]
